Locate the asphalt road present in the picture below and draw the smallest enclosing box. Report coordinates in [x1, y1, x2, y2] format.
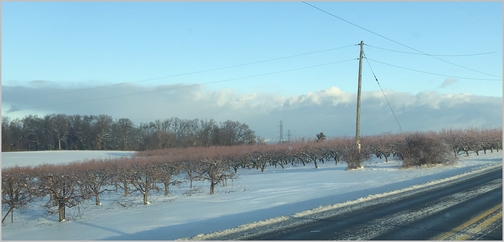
[244, 166, 502, 240]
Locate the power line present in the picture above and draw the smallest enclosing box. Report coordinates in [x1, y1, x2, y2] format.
[301, 2, 501, 79]
[365, 58, 502, 81]
[364, 44, 497, 57]
[8, 58, 357, 113]
[363, 52, 405, 134]
[453, 2, 499, 35]
[6, 44, 356, 102]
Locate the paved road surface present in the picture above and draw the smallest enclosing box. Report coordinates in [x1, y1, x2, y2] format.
[244, 166, 502, 240]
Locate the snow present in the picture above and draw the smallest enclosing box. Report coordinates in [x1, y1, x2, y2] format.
[1, 150, 135, 169]
[1, 150, 502, 240]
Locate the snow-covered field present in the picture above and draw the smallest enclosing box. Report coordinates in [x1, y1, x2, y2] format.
[1, 150, 135, 169]
[1, 150, 502, 240]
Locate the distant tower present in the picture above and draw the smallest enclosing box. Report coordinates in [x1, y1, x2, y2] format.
[287, 129, 291, 143]
[279, 121, 284, 144]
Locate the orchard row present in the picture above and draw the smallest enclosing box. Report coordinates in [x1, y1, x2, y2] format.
[2, 127, 501, 223]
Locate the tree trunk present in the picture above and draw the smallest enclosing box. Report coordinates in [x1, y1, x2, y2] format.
[143, 192, 148, 205]
[2, 206, 14, 223]
[95, 138, 102, 150]
[58, 200, 65, 222]
[123, 180, 129, 197]
[164, 182, 169, 196]
[95, 193, 101, 206]
[210, 179, 215, 195]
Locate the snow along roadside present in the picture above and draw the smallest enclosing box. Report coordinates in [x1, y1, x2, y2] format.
[178, 163, 502, 240]
[333, 178, 502, 240]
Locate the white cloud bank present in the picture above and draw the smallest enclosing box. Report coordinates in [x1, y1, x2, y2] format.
[1, 83, 501, 141]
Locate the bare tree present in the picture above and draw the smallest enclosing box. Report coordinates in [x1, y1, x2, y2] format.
[112, 118, 135, 150]
[21, 115, 45, 151]
[487, 128, 503, 152]
[152, 158, 182, 196]
[338, 137, 370, 169]
[110, 157, 133, 197]
[36, 164, 86, 222]
[169, 117, 192, 147]
[465, 127, 484, 155]
[68, 114, 95, 150]
[46, 114, 71, 150]
[2, 166, 36, 223]
[440, 128, 463, 158]
[248, 150, 269, 172]
[218, 120, 256, 146]
[197, 119, 219, 147]
[227, 145, 254, 171]
[140, 129, 176, 150]
[76, 159, 114, 206]
[179, 156, 200, 189]
[92, 114, 113, 150]
[322, 139, 343, 165]
[124, 157, 160, 205]
[396, 132, 455, 168]
[2, 116, 13, 151]
[195, 147, 236, 195]
[364, 133, 404, 162]
[8, 118, 26, 151]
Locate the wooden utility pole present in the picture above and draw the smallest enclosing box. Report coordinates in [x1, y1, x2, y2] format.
[355, 41, 364, 153]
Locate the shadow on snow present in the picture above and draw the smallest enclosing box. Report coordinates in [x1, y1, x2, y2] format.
[102, 165, 483, 240]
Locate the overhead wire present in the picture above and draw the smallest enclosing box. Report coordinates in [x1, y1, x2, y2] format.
[453, 2, 499, 34]
[362, 52, 405, 134]
[301, 1, 501, 79]
[364, 58, 502, 81]
[6, 44, 356, 102]
[364, 44, 497, 57]
[9, 58, 358, 113]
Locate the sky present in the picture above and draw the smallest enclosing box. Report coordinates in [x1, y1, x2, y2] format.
[1, 150, 502, 240]
[1, 2, 502, 141]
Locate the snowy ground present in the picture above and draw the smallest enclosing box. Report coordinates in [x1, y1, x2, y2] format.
[1, 150, 135, 169]
[1, 150, 502, 240]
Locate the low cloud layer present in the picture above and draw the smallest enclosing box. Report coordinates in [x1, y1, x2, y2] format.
[2, 83, 501, 141]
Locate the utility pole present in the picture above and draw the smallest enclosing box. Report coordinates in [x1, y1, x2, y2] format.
[279, 121, 284, 144]
[355, 40, 364, 153]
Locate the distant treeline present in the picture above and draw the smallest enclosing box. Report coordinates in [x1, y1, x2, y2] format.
[1, 114, 261, 152]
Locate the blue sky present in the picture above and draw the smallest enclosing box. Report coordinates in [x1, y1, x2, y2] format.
[3, 2, 502, 94]
[1, 2, 502, 141]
